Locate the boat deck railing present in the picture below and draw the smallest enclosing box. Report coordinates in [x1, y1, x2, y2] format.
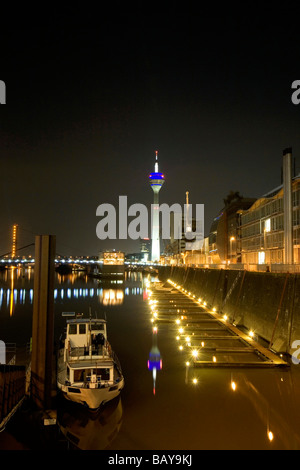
[111, 350, 123, 375]
[66, 343, 113, 362]
[66, 376, 122, 390]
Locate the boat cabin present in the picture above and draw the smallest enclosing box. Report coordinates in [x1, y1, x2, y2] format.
[63, 318, 117, 388]
[66, 318, 107, 348]
[65, 360, 115, 389]
[64, 318, 109, 360]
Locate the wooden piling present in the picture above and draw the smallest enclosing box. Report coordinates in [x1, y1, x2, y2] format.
[30, 235, 56, 409]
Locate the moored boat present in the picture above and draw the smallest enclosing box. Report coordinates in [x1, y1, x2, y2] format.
[57, 316, 124, 410]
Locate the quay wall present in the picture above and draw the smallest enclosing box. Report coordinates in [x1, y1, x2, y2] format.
[157, 266, 300, 354]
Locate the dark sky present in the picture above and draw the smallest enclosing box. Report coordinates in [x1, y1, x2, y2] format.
[1, 6, 300, 256]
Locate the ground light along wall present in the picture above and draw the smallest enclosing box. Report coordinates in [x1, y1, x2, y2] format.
[157, 266, 300, 355]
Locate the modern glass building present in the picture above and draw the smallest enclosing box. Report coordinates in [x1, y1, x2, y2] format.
[240, 176, 300, 265]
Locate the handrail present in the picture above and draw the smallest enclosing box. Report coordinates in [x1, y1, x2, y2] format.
[66, 344, 112, 362]
[0, 364, 26, 426]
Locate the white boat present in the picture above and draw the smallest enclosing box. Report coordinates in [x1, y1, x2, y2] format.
[57, 316, 124, 410]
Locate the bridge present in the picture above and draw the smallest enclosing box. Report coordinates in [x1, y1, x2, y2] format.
[0, 224, 161, 274]
[0, 258, 159, 268]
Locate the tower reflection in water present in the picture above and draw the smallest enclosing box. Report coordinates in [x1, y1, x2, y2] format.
[57, 395, 123, 450]
[148, 327, 162, 395]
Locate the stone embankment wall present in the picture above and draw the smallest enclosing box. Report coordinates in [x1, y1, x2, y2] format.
[157, 266, 300, 354]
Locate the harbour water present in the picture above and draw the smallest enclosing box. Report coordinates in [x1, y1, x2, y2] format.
[1, 268, 300, 450]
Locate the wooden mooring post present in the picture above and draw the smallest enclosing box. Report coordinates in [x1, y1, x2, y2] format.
[30, 235, 56, 410]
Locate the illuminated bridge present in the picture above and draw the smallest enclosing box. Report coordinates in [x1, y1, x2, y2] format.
[0, 257, 159, 269]
[0, 257, 98, 267]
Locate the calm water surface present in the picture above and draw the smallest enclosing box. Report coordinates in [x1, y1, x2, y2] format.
[1, 267, 300, 450]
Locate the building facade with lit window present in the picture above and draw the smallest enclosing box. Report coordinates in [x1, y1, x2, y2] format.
[140, 238, 151, 262]
[167, 212, 204, 265]
[99, 251, 125, 276]
[208, 195, 257, 264]
[240, 176, 300, 265]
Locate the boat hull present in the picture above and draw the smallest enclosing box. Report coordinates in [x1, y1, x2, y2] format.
[58, 378, 124, 410]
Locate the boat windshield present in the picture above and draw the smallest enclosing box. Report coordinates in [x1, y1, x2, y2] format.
[90, 323, 105, 331]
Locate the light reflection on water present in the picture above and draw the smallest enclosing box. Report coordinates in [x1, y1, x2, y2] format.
[57, 395, 123, 450]
[1, 269, 300, 449]
[0, 286, 144, 310]
[0, 268, 150, 450]
[148, 328, 162, 396]
[0, 270, 145, 314]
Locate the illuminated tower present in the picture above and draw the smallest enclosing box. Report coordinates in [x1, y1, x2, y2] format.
[149, 151, 165, 262]
[12, 224, 18, 258]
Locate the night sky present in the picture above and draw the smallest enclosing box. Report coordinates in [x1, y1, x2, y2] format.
[1, 7, 300, 256]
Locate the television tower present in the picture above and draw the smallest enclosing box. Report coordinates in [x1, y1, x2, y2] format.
[149, 151, 165, 262]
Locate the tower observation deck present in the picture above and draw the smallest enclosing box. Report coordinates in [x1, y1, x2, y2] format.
[149, 151, 165, 262]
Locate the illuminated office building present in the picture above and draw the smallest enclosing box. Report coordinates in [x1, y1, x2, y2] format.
[241, 178, 300, 265]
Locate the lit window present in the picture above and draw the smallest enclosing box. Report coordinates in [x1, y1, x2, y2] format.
[258, 251, 265, 265]
[265, 219, 271, 233]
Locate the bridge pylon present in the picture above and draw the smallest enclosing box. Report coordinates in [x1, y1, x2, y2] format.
[12, 224, 18, 258]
